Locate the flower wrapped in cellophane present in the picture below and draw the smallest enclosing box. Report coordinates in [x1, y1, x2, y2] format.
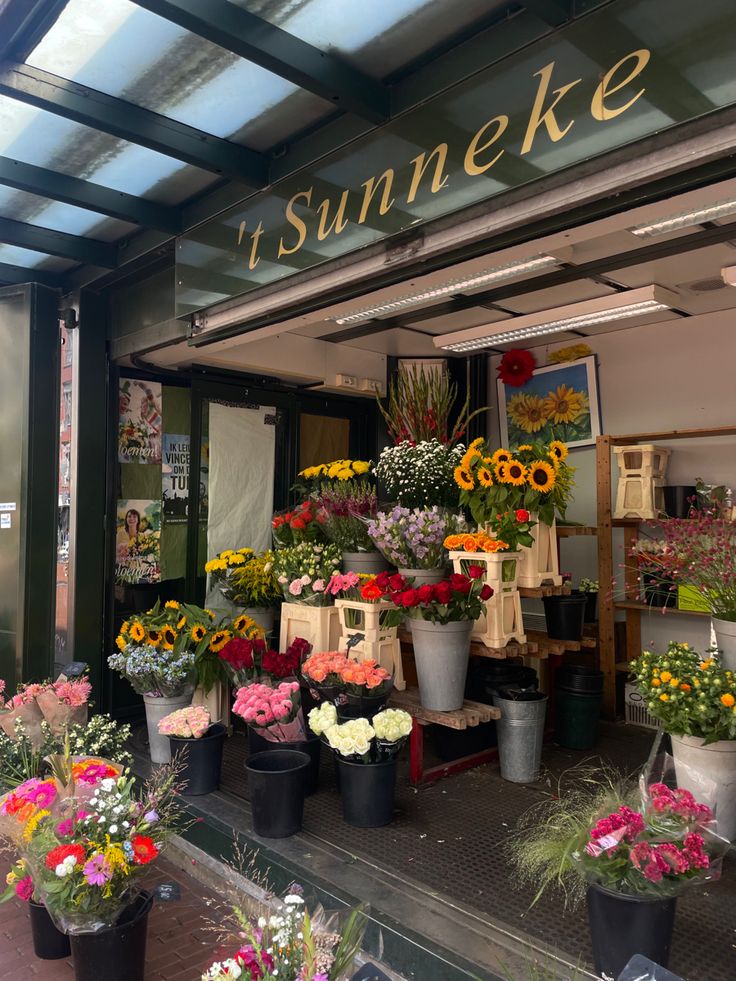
[232, 681, 306, 743]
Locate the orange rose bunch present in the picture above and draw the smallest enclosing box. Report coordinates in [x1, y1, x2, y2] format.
[444, 531, 509, 554]
[302, 652, 391, 693]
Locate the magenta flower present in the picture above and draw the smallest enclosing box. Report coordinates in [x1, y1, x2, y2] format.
[56, 819, 74, 837]
[25, 781, 57, 808]
[83, 854, 112, 887]
[15, 876, 33, 901]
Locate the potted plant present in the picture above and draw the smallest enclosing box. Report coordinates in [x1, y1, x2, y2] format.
[366, 505, 464, 584]
[455, 438, 575, 588]
[572, 577, 599, 623]
[510, 770, 726, 980]
[302, 650, 393, 720]
[385, 571, 492, 711]
[236, 681, 319, 811]
[158, 705, 226, 796]
[375, 438, 465, 510]
[1, 858, 71, 959]
[630, 642, 736, 840]
[8, 760, 184, 981]
[205, 547, 280, 633]
[272, 542, 343, 652]
[309, 704, 412, 827]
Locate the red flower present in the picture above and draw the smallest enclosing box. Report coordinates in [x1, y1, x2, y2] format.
[360, 582, 384, 601]
[515, 509, 530, 522]
[262, 647, 300, 678]
[131, 835, 159, 865]
[45, 843, 86, 870]
[416, 584, 435, 604]
[449, 573, 472, 595]
[433, 582, 452, 605]
[272, 516, 284, 529]
[399, 589, 420, 608]
[497, 349, 536, 387]
[291, 517, 306, 530]
[389, 573, 407, 592]
[480, 584, 494, 601]
[219, 638, 254, 671]
[374, 571, 391, 589]
[467, 565, 484, 580]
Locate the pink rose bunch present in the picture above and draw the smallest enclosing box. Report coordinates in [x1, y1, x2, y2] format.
[233, 682, 300, 728]
[158, 705, 211, 739]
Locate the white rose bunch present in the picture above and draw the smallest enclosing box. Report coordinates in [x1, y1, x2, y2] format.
[325, 717, 375, 758]
[308, 702, 337, 736]
[372, 708, 412, 742]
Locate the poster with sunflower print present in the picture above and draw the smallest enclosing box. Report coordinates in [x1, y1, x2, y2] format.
[498, 355, 600, 450]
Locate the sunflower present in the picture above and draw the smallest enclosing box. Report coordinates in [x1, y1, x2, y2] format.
[510, 394, 548, 433]
[461, 448, 480, 471]
[516, 444, 533, 452]
[469, 437, 485, 451]
[209, 630, 232, 653]
[191, 624, 207, 644]
[477, 466, 493, 488]
[205, 609, 216, 620]
[161, 626, 177, 650]
[490, 449, 512, 467]
[454, 466, 475, 491]
[147, 629, 162, 648]
[129, 622, 145, 643]
[495, 462, 509, 482]
[549, 439, 568, 463]
[504, 460, 527, 486]
[233, 613, 257, 634]
[528, 460, 557, 492]
[120, 620, 130, 635]
[542, 385, 588, 425]
[176, 616, 187, 630]
[164, 600, 180, 610]
[115, 634, 126, 652]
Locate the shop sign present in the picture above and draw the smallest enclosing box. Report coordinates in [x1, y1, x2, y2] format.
[176, 0, 736, 320]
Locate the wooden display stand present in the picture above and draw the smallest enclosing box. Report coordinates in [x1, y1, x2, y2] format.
[448, 550, 526, 647]
[613, 444, 670, 519]
[517, 516, 562, 588]
[279, 602, 341, 653]
[334, 599, 405, 690]
[192, 681, 231, 729]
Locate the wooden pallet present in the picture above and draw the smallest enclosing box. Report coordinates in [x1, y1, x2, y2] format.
[518, 585, 572, 598]
[525, 629, 597, 657]
[390, 687, 499, 729]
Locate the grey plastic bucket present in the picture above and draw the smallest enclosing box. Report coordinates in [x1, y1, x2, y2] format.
[492, 688, 548, 783]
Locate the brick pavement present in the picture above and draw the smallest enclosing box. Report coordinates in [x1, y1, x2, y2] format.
[0, 858, 226, 980]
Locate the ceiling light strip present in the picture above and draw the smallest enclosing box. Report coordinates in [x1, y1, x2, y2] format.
[630, 198, 736, 237]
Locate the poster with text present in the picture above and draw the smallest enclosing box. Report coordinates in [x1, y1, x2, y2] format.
[115, 499, 161, 585]
[118, 379, 162, 464]
[162, 434, 189, 523]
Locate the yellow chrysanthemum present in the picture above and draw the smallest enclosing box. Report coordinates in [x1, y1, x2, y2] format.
[147, 629, 162, 648]
[115, 635, 126, 652]
[129, 623, 145, 643]
[454, 466, 475, 491]
[352, 460, 370, 475]
[337, 468, 355, 480]
[228, 553, 246, 565]
[542, 385, 588, 425]
[164, 600, 180, 610]
[504, 460, 527, 486]
[209, 630, 232, 653]
[549, 439, 568, 462]
[238, 547, 254, 555]
[527, 460, 556, 492]
[477, 466, 493, 488]
[490, 449, 512, 467]
[510, 394, 548, 433]
[191, 624, 207, 643]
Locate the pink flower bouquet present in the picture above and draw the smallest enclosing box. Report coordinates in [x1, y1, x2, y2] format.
[232, 681, 305, 742]
[158, 705, 212, 739]
[36, 678, 91, 736]
[0, 680, 46, 748]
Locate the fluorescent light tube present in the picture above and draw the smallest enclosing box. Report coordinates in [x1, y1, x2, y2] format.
[722, 265, 736, 287]
[434, 286, 679, 352]
[630, 199, 736, 237]
[332, 254, 560, 325]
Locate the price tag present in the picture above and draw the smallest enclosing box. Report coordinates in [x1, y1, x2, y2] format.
[154, 883, 181, 902]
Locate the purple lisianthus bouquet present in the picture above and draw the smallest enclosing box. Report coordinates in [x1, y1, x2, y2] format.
[367, 506, 464, 569]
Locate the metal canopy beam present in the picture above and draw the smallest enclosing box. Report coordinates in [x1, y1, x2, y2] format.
[0, 216, 117, 267]
[0, 0, 69, 61]
[130, 0, 390, 125]
[0, 260, 61, 287]
[0, 157, 181, 233]
[0, 61, 269, 187]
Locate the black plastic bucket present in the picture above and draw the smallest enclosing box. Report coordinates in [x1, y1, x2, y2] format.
[571, 589, 597, 623]
[542, 594, 587, 641]
[29, 900, 71, 959]
[663, 485, 697, 518]
[555, 667, 604, 749]
[336, 757, 397, 827]
[587, 884, 676, 980]
[465, 659, 538, 701]
[643, 573, 677, 608]
[248, 728, 322, 795]
[69, 890, 153, 981]
[335, 690, 390, 721]
[246, 750, 310, 837]
[169, 723, 226, 796]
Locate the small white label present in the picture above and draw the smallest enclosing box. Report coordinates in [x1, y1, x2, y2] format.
[0, 503, 16, 512]
[1, 514, 11, 529]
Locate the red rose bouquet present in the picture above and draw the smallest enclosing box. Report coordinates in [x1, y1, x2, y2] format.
[385, 570, 492, 625]
[261, 637, 311, 680]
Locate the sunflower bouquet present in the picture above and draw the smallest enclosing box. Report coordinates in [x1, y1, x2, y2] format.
[197, 611, 265, 693]
[454, 437, 574, 526]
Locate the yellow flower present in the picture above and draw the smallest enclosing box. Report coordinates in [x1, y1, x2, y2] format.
[504, 460, 527, 486]
[482, 539, 509, 552]
[721, 693, 735, 707]
[477, 467, 493, 488]
[205, 609, 216, 620]
[191, 624, 207, 643]
[516, 444, 533, 452]
[659, 693, 669, 702]
[229, 553, 246, 565]
[129, 622, 145, 643]
[669, 678, 680, 688]
[542, 384, 588, 425]
[547, 343, 592, 364]
[496, 462, 509, 482]
[5, 871, 15, 884]
[660, 671, 672, 683]
[509, 394, 548, 433]
[238, 547, 254, 555]
[337, 468, 354, 480]
[461, 449, 480, 471]
[454, 466, 475, 491]
[233, 614, 257, 634]
[115, 635, 126, 652]
[651, 678, 661, 687]
[177, 616, 187, 630]
[209, 630, 232, 653]
[443, 535, 463, 550]
[352, 460, 370, 474]
[549, 440, 568, 462]
[104, 841, 128, 872]
[700, 660, 713, 670]
[527, 460, 556, 492]
[164, 600, 180, 610]
[147, 629, 161, 648]
[328, 463, 344, 478]
[162, 626, 177, 650]
[491, 449, 512, 467]
[120, 620, 130, 635]
[23, 809, 50, 842]
[469, 437, 484, 451]
[220, 550, 234, 558]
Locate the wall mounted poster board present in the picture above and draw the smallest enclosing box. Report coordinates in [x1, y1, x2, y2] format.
[115, 499, 161, 585]
[118, 380, 162, 464]
[497, 355, 601, 450]
[162, 434, 189, 523]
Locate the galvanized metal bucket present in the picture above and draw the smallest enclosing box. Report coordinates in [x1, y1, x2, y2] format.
[492, 689, 548, 783]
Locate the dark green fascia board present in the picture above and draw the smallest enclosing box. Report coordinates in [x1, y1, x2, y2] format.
[0, 156, 181, 234]
[0, 215, 117, 267]
[0, 0, 68, 61]
[0, 61, 268, 188]
[0, 260, 62, 288]
[130, 0, 390, 125]
[522, 0, 572, 28]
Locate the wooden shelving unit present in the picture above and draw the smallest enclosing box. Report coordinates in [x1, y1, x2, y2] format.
[597, 425, 736, 717]
[613, 600, 709, 618]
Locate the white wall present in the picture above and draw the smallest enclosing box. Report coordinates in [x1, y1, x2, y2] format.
[487, 308, 736, 653]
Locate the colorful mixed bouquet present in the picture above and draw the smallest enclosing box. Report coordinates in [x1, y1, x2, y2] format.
[367, 505, 463, 569]
[297, 459, 377, 553]
[454, 438, 574, 526]
[375, 439, 465, 508]
[201, 885, 368, 981]
[385, 570, 492, 625]
[272, 543, 342, 606]
[308, 705, 412, 762]
[630, 642, 736, 743]
[158, 705, 212, 739]
[232, 681, 305, 742]
[272, 501, 326, 548]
